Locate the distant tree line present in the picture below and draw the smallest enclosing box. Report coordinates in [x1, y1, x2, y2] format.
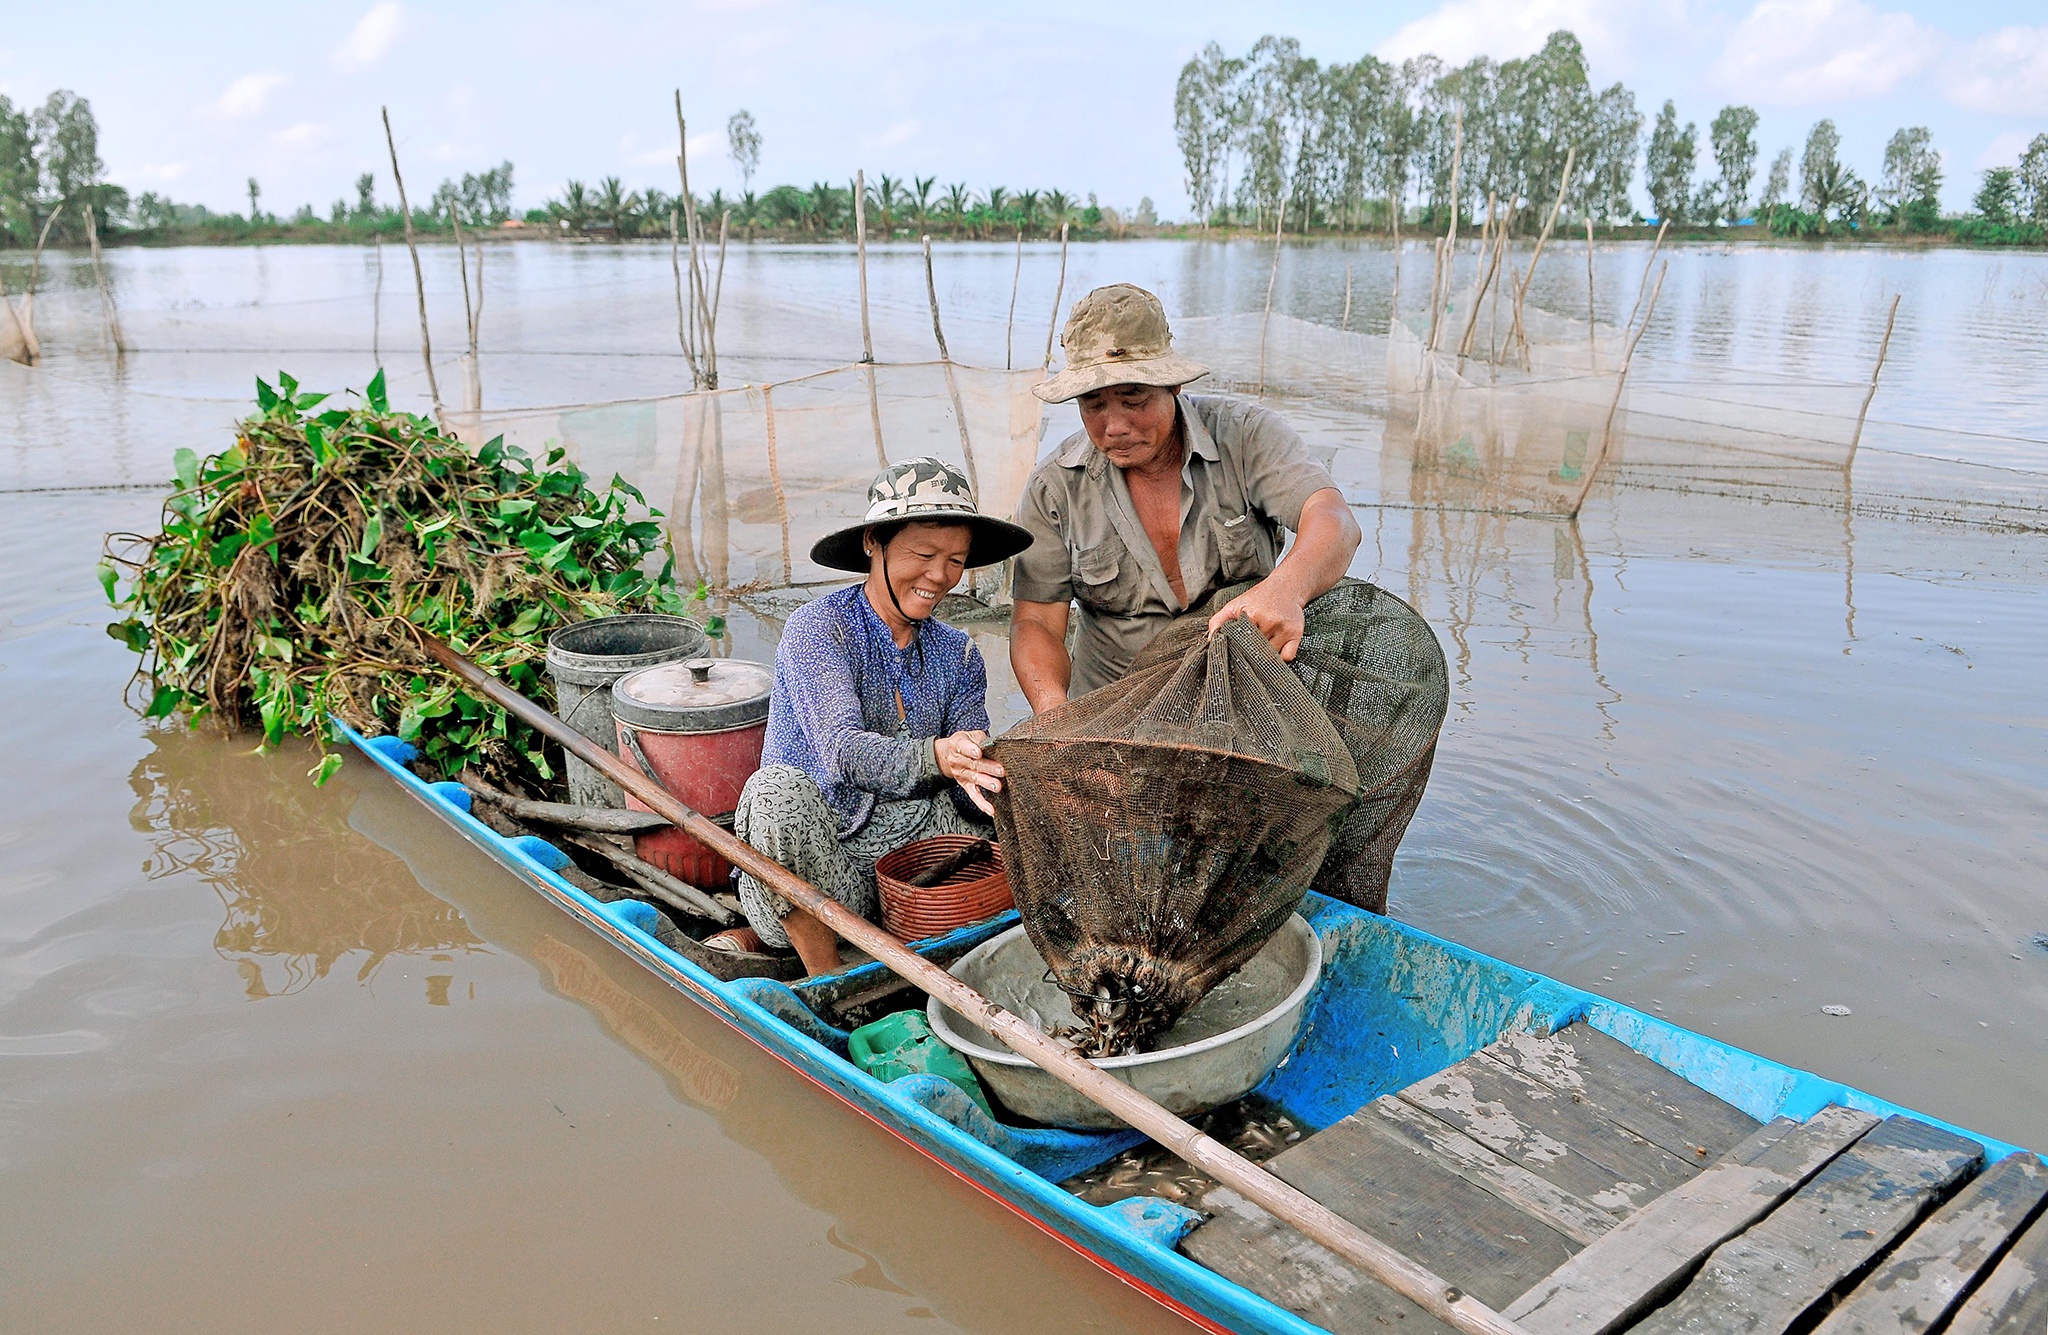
[1173, 31, 2048, 244]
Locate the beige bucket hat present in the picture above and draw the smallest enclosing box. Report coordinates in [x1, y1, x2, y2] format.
[1032, 283, 1211, 404]
[810, 456, 1034, 572]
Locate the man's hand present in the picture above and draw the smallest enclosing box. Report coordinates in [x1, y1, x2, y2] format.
[935, 729, 1004, 816]
[1206, 579, 1308, 660]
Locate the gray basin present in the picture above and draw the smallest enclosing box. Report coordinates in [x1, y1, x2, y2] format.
[926, 916, 1322, 1130]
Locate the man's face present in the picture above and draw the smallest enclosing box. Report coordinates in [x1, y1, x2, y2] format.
[1077, 383, 1180, 472]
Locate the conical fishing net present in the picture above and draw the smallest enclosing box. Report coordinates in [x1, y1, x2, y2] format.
[989, 580, 1447, 1057]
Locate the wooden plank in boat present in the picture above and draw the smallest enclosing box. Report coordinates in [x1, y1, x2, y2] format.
[1182, 1101, 1580, 1331]
[1398, 1050, 1698, 1216]
[1625, 1116, 1984, 1335]
[1366, 1094, 1623, 1247]
[1815, 1150, 2048, 1334]
[1484, 1024, 1760, 1165]
[1923, 1172, 2048, 1335]
[1506, 1106, 1880, 1334]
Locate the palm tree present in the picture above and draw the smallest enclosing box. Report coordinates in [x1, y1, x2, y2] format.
[912, 175, 936, 232]
[552, 180, 593, 230]
[983, 187, 1010, 241]
[739, 189, 759, 239]
[872, 172, 902, 235]
[808, 181, 836, 236]
[1017, 189, 1043, 238]
[943, 182, 970, 238]
[596, 176, 639, 236]
[1044, 189, 1074, 234]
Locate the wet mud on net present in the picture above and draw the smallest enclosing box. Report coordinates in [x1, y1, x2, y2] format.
[989, 580, 1447, 1056]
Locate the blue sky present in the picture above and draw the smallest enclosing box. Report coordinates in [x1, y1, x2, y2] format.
[2, 0, 2042, 219]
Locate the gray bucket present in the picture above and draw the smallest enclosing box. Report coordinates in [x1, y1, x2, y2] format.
[545, 614, 711, 807]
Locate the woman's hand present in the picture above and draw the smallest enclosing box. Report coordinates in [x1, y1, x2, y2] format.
[935, 730, 1004, 816]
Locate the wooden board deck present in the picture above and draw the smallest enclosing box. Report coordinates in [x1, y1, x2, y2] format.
[1169, 1021, 2047, 1335]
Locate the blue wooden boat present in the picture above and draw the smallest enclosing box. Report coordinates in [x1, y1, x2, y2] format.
[342, 722, 2048, 1334]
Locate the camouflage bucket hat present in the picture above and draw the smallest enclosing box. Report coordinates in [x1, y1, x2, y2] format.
[810, 456, 1035, 573]
[1032, 283, 1211, 404]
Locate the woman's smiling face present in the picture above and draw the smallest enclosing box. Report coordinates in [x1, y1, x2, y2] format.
[867, 520, 972, 624]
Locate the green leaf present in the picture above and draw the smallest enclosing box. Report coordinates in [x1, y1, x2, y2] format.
[254, 377, 279, 412]
[358, 510, 382, 561]
[249, 513, 277, 552]
[208, 532, 249, 567]
[96, 560, 119, 605]
[704, 614, 727, 638]
[144, 684, 185, 718]
[308, 752, 344, 786]
[173, 447, 200, 493]
[365, 368, 389, 413]
[306, 421, 331, 467]
[508, 604, 546, 636]
[496, 498, 537, 519]
[106, 619, 150, 653]
[294, 389, 329, 411]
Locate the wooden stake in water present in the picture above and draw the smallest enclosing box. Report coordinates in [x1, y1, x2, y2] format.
[854, 167, 887, 466]
[1341, 259, 1353, 332]
[381, 106, 441, 418]
[1847, 293, 1901, 465]
[1572, 259, 1667, 516]
[1258, 201, 1285, 394]
[923, 235, 980, 498]
[1042, 221, 1069, 371]
[372, 235, 384, 366]
[669, 210, 699, 384]
[447, 201, 480, 414]
[83, 205, 127, 355]
[1584, 218, 1596, 373]
[1006, 228, 1023, 370]
[1510, 145, 1575, 368]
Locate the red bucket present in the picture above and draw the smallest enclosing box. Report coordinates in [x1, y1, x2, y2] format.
[874, 836, 1013, 941]
[612, 657, 773, 888]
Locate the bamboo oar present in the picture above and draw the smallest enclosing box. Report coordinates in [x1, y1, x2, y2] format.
[413, 631, 1531, 1335]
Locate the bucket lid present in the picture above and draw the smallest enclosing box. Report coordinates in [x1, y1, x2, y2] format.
[612, 657, 772, 733]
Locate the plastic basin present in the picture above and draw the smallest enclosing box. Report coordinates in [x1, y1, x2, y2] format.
[926, 915, 1322, 1130]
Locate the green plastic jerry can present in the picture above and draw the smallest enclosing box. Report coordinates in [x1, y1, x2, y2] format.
[848, 1009, 995, 1119]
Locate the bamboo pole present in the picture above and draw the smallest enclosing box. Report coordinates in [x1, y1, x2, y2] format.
[415, 631, 1536, 1335]
[669, 210, 701, 385]
[1005, 228, 1023, 370]
[83, 206, 127, 355]
[1509, 145, 1575, 368]
[0, 266, 28, 365]
[1257, 201, 1285, 394]
[381, 107, 441, 418]
[1570, 259, 1666, 516]
[675, 93, 721, 391]
[1622, 219, 1670, 336]
[1425, 116, 1463, 355]
[447, 201, 478, 414]
[923, 235, 980, 496]
[373, 235, 384, 365]
[1341, 259, 1353, 332]
[1584, 219, 1596, 373]
[761, 382, 793, 585]
[1846, 293, 1900, 466]
[854, 167, 887, 466]
[10, 204, 64, 364]
[1042, 221, 1069, 371]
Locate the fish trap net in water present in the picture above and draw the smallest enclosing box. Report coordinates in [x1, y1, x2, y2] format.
[989, 582, 1448, 1058]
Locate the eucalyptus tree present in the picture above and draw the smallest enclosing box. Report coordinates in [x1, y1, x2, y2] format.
[354, 172, 376, 217]
[34, 90, 104, 233]
[726, 110, 762, 193]
[1973, 168, 2017, 224]
[0, 94, 37, 243]
[2015, 135, 2046, 223]
[1708, 105, 1759, 222]
[1759, 148, 1792, 216]
[1645, 101, 1698, 223]
[1799, 119, 1864, 227]
[1585, 83, 1643, 222]
[1175, 42, 1238, 225]
[1876, 127, 1941, 229]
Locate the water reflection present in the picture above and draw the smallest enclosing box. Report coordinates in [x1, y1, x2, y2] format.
[127, 727, 485, 998]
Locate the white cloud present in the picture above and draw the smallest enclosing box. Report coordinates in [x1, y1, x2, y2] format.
[1712, 0, 1936, 105]
[1375, 0, 1665, 68]
[132, 162, 190, 184]
[1944, 25, 2048, 117]
[211, 72, 286, 119]
[1974, 130, 2034, 170]
[863, 119, 920, 152]
[335, 2, 405, 70]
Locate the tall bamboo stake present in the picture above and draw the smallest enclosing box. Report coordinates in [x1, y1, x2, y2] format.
[1570, 259, 1666, 516]
[1425, 115, 1463, 355]
[83, 206, 127, 355]
[1847, 293, 1900, 465]
[0, 266, 28, 365]
[9, 204, 64, 364]
[418, 630, 1538, 1335]
[922, 235, 980, 496]
[675, 92, 721, 391]
[381, 107, 441, 418]
[1042, 221, 1069, 371]
[447, 201, 479, 414]
[1584, 219, 1596, 372]
[372, 235, 384, 365]
[669, 210, 701, 385]
[1342, 258, 1354, 332]
[854, 167, 886, 466]
[1258, 200, 1286, 394]
[1509, 145, 1575, 367]
[1005, 228, 1023, 370]
[1623, 219, 1670, 336]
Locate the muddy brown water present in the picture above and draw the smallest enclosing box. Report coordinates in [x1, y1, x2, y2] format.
[3, 242, 2045, 1332]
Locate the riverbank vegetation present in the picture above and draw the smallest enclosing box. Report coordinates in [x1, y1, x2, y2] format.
[5, 54, 2043, 253]
[1173, 31, 2047, 247]
[100, 371, 709, 791]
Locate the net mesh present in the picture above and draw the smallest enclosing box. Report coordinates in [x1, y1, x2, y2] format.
[988, 579, 1447, 1056]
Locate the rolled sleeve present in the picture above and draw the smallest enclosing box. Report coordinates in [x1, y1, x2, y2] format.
[1232, 402, 1337, 532]
[1008, 472, 1075, 605]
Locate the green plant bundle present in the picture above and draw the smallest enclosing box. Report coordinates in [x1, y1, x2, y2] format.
[102, 370, 714, 789]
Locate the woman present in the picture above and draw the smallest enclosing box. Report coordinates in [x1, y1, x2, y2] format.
[731, 457, 1034, 976]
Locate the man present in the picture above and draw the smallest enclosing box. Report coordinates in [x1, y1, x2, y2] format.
[1008, 283, 1442, 915]
[1009, 282, 1361, 708]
